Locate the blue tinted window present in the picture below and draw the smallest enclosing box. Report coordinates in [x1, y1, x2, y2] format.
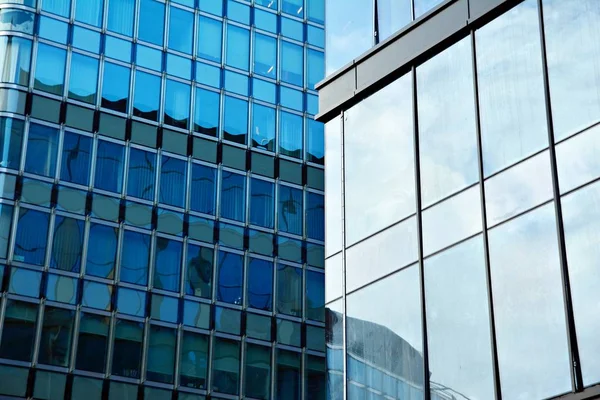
[50, 216, 84, 272]
[166, 53, 192, 80]
[86, 223, 118, 278]
[38, 16, 68, 44]
[42, 0, 70, 17]
[255, 8, 277, 33]
[172, 0, 193, 6]
[0, 300, 38, 362]
[306, 119, 324, 164]
[160, 156, 187, 208]
[282, 0, 303, 16]
[307, 25, 325, 48]
[25, 123, 58, 177]
[199, 0, 223, 15]
[169, 6, 193, 54]
[221, 170, 246, 222]
[34, 43, 65, 95]
[14, 208, 49, 265]
[185, 243, 213, 298]
[281, 17, 303, 41]
[247, 258, 273, 311]
[281, 41, 303, 87]
[0, 36, 32, 86]
[95, 140, 124, 193]
[60, 132, 92, 185]
[226, 24, 249, 70]
[69, 53, 99, 104]
[117, 288, 147, 316]
[306, 93, 318, 115]
[250, 178, 274, 228]
[38, 307, 75, 366]
[154, 238, 183, 292]
[133, 70, 161, 121]
[227, 0, 250, 24]
[138, 0, 165, 46]
[253, 78, 277, 104]
[75, 0, 103, 26]
[127, 148, 156, 201]
[307, 0, 324, 23]
[72, 27, 101, 53]
[306, 192, 324, 240]
[0, 117, 23, 170]
[9, 267, 41, 297]
[107, 0, 134, 36]
[256, 0, 277, 10]
[76, 312, 109, 373]
[280, 86, 303, 111]
[224, 70, 249, 96]
[306, 270, 325, 321]
[146, 325, 176, 383]
[223, 96, 248, 144]
[101, 62, 129, 113]
[105, 36, 132, 63]
[278, 185, 303, 235]
[254, 33, 276, 79]
[197, 16, 222, 63]
[151, 293, 179, 323]
[277, 264, 302, 316]
[190, 163, 217, 214]
[251, 103, 275, 151]
[82, 281, 111, 310]
[217, 251, 243, 304]
[120, 230, 151, 286]
[112, 319, 143, 377]
[307, 49, 324, 90]
[196, 62, 221, 88]
[164, 80, 191, 129]
[136, 45, 162, 71]
[194, 88, 220, 136]
[279, 111, 303, 158]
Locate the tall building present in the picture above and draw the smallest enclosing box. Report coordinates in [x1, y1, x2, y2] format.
[319, 0, 600, 399]
[0, 0, 326, 398]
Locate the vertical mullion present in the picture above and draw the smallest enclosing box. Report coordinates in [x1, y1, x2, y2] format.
[536, 0, 583, 392]
[339, 112, 347, 400]
[373, 0, 379, 46]
[411, 66, 430, 400]
[470, 29, 502, 400]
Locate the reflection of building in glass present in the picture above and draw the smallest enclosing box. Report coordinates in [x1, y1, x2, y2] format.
[322, 1, 600, 400]
[0, 0, 326, 398]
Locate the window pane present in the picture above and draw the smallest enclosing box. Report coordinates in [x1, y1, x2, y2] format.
[190, 163, 216, 214]
[146, 325, 176, 384]
[0, 300, 38, 362]
[254, 33, 276, 79]
[377, 0, 411, 41]
[282, 0, 302, 15]
[245, 344, 271, 399]
[153, 237, 182, 292]
[169, 6, 193, 54]
[102, 62, 130, 113]
[224, 70, 248, 96]
[73, 26, 101, 53]
[112, 319, 143, 379]
[0, 37, 32, 86]
[138, 0, 164, 45]
[247, 258, 273, 311]
[168, 53, 193, 79]
[306, 192, 324, 241]
[326, 301, 343, 397]
[414, 0, 443, 17]
[133, 70, 161, 121]
[180, 331, 209, 389]
[0, 203, 12, 258]
[249, 178, 274, 228]
[280, 86, 303, 111]
[86, 223, 118, 278]
[196, 61, 221, 88]
[159, 155, 187, 208]
[105, 36, 132, 62]
[346, 265, 423, 396]
[556, 124, 600, 194]
[345, 74, 414, 245]
[197, 16, 222, 62]
[34, 43, 65, 95]
[278, 184, 302, 235]
[194, 87, 219, 136]
[476, 0, 547, 176]
[217, 251, 243, 305]
[164, 80, 190, 129]
[136, 44, 161, 71]
[95, 140, 124, 193]
[199, 0, 222, 16]
[150, 293, 178, 323]
[0, 117, 24, 170]
[279, 111, 303, 159]
[9, 267, 41, 297]
[127, 148, 156, 201]
[277, 264, 302, 316]
[226, 24, 249, 70]
[251, 103, 276, 151]
[227, 0, 250, 24]
[120, 230, 151, 285]
[38, 307, 75, 367]
[281, 41, 303, 87]
[46, 275, 77, 305]
[39, 16, 68, 44]
[75, 0, 102, 26]
[0, 9, 34, 34]
[306, 270, 325, 322]
[117, 287, 146, 316]
[306, 119, 324, 164]
[82, 281, 112, 310]
[223, 96, 248, 144]
[212, 338, 240, 395]
[254, 78, 276, 104]
[220, 170, 246, 222]
[276, 350, 301, 400]
[68, 53, 99, 104]
[60, 132, 92, 185]
[51, 216, 84, 272]
[14, 208, 49, 265]
[281, 17, 303, 41]
[25, 123, 59, 177]
[307, 49, 324, 90]
[488, 205, 570, 399]
[325, 119, 342, 256]
[42, 0, 70, 16]
[76, 313, 109, 373]
[185, 243, 213, 298]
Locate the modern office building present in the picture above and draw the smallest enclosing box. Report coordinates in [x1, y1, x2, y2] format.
[320, 0, 600, 399]
[0, 0, 326, 399]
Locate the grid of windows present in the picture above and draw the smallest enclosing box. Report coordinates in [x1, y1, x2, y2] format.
[325, 0, 600, 400]
[0, 0, 325, 398]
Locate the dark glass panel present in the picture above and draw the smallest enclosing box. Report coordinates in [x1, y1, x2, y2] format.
[14, 208, 49, 265]
[51, 216, 84, 272]
[9, 267, 41, 297]
[117, 287, 146, 317]
[245, 344, 271, 399]
[0, 117, 24, 170]
[68, 53, 99, 104]
[278, 184, 302, 235]
[164, 79, 191, 129]
[190, 163, 217, 214]
[38, 307, 75, 367]
[247, 258, 273, 311]
[159, 155, 187, 208]
[133, 70, 161, 121]
[33, 43, 65, 95]
[180, 331, 209, 389]
[277, 264, 302, 317]
[216, 250, 243, 305]
[127, 148, 156, 201]
[153, 237, 182, 292]
[120, 230, 151, 286]
[94, 140, 124, 193]
[0, 300, 38, 362]
[212, 338, 240, 395]
[306, 270, 325, 322]
[223, 96, 248, 144]
[250, 178, 274, 228]
[86, 223, 118, 279]
[24, 123, 59, 178]
[306, 119, 324, 164]
[306, 356, 327, 400]
[185, 243, 213, 299]
[0, 203, 12, 258]
[102, 62, 130, 113]
[112, 319, 143, 379]
[150, 294, 178, 323]
[146, 325, 176, 384]
[81, 281, 112, 310]
[306, 192, 324, 241]
[75, 313, 109, 373]
[60, 132, 92, 185]
[276, 350, 301, 400]
[220, 170, 246, 222]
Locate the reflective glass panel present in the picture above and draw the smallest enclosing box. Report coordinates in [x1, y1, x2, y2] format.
[306, 270, 325, 322]
[166, 53, 192, 80]
[278, 184, 303, 235]
[169, 6, 194, 54]
[281, 41, 303, 87]
[24, 123, 58, 177]
[60, 132, 92, 186]
[0, 37, 32, 86]
[153, 237, 182, 292]
[183, 300, 210, 329]
[325, 119, 342, 256]
[250, 178, 274, 229]
[72, 26, 101, 53]
[221, 170, 246, 222]
[245, 344, 271, 399]
[252, 103, 276, 151]
[377, 0, 411, 41]
[138, 0, 164, 46]
[212, 338, 240, 395]
[68, 53, 99, 104]
[224, 70, 248, 96]
[199, 0, 223, 16]
[223, 96, 248, 144]
[307, 119, 324, 164]
[117, 287, 146, 317]
[14, 208, 49, 265]
[216, 251, 243, 305]
[42, 0, 70, 16]
[254, 78, 277, 104]
[306, 192, 324, 241]
[277, 264, 302, 317]
[127, 148, 156, 201]
[34, 43, 65, 95]
[51, 216, 84, 272]
[9, 267, 41, 297]
[0, 300, 38, 362]
[254, 33, 276, 79]
[146, 325, 176, 384]
[133, 70, 161, 121]
[279, 111, 303, 159]
[197, 16, 222, 62]
[159, 155, 187, 208]
[247, 258, 273, 311]
[0, 9, 34, 34]
[75, 313, 109, 373]
[255, 8, 277, 33]
[277, 350, 301, 400]
[194, 87, 220, 136]
[120, 230, 151, 286]
[38, 16, 68, 44]
[281, 16, 303, 41]
[414, 0, 443, 18]
[101, 62, 130, 113]
[185, 243, 213, 298]
[307, 49, 324, 90]
[86, 223, 118, 279]
[75, 0, 102, 26]
[227, 0, 250, 24]
[556, 125, 600, 194]
[105, 36, 132, 63]
[226, 24, 249, 70]
[112, 319, 143, 379]
[190, 163, 217, 215]
[282, 0, 302, 16]
[326, 300, 343, 397]
[136, 44, 162, 71]
[180, 331, 209, 389]
[81, 281, 112, 310]
[94, 140, 124, 193]
[164, 80, 191, 129]
[0, 203, 12, 258]
[38, 307, 75, 367]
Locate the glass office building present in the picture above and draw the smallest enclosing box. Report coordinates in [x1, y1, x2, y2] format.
[0, 0, 326, 398]
[320, 0, 600, 399]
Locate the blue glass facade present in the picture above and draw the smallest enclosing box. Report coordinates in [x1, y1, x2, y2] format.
[0, 0, 325, 398]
